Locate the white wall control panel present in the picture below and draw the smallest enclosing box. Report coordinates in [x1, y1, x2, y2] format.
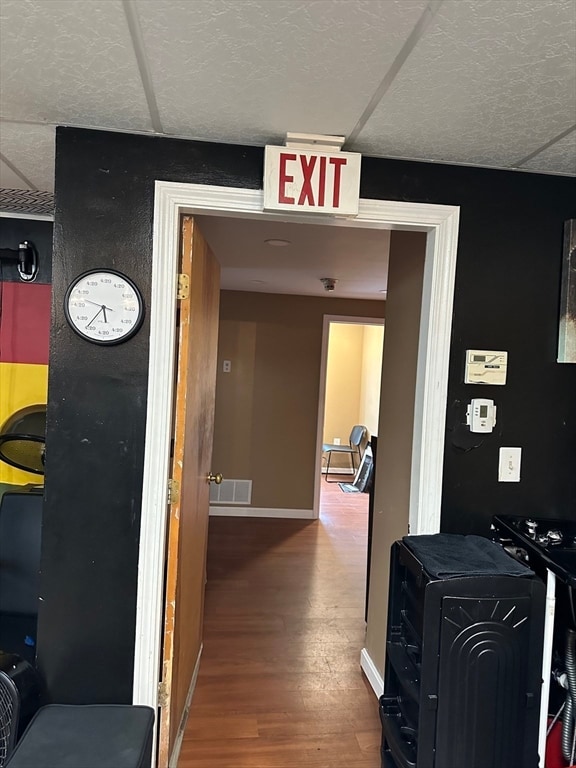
[465, 349, 508, 385]
[466, 398, 497, 433]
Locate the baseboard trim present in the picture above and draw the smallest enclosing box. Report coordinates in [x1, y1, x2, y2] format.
[209, 506, 315, 519]
[360, 647, 383, 698]
[168, 644, 203, 768]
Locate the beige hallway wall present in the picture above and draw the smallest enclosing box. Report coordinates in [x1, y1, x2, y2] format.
[365, 230, 427, 675]
[359, 324, 384, 436]
[212, 291, 385, 511]
[323, 323, 364, 448]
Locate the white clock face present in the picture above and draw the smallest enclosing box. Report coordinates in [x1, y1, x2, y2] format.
[65, 270, 144, 344]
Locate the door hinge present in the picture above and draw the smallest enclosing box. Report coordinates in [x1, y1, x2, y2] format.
[177, 273, 190, 300]
[158, 680, 169, 708]
[167, 478, 180, 505]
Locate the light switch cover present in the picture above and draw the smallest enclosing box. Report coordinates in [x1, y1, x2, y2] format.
[498, 447, 521, 482]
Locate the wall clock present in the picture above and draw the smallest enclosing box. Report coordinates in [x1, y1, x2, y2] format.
[64, 269, 144, 344]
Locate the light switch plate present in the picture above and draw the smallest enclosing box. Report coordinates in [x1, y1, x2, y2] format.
[499, 447, 521, 482]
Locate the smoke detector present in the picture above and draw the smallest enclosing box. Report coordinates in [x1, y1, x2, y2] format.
[320, 278, 337, 292]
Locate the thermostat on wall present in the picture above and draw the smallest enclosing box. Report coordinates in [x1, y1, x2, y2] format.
[464, 349, 508, 385]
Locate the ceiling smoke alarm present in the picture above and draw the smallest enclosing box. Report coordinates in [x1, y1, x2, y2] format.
[321, 278, 337, 292]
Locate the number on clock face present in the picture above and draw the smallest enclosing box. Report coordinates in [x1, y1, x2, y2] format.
[64, 270, 144, 344]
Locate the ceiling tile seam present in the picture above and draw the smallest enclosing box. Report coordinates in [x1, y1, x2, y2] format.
[345, 0, 444, 148]
[122, 0, 164, 134]
[2, 118, 573, 177]
[513, 124, 576, 168]
[0, 118, 54, 127]
[0, 151, 37, 190]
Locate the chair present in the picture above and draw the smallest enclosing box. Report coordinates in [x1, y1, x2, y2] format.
[0, 492, 43, 664]
[322, 425, 367, 482]
[5, 704, 154, 768]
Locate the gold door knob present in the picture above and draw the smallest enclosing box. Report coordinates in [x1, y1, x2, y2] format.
[207, 472, 223, 484]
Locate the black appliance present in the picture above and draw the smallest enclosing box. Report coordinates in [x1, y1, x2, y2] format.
[492, 514, 576, 588]
[380, 535, 545, 768]
[492, 514, 576, 766]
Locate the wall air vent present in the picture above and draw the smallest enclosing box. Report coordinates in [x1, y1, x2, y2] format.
[209, 479, 252, 505]
[0, 189, 54, 217]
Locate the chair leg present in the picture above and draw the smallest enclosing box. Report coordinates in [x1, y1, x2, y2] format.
[324, 451, 332, 482]
[324, 450, 340, 483]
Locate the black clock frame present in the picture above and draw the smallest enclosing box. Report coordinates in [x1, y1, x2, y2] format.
[64, 269, 145, 345]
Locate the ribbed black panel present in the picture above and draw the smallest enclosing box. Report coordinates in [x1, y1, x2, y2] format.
[381, 540, 545, 768]
[436, 596, 530, 767]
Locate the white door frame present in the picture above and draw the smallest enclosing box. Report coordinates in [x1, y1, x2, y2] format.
[314, 315, 385, 517]
[132, 180, 460, 715]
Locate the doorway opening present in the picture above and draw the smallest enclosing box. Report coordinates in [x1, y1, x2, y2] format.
[133, 182, 459, 721]
[315, 316, 384, 514]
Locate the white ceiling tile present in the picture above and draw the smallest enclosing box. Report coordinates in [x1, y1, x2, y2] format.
[135, 0, 428, 143]
[0, 0, 152, 131]
[353, 0, 576, 170]
[0, 158, 32, 189]
[0, 123, 56, 192]
[520, 130, 576, 175]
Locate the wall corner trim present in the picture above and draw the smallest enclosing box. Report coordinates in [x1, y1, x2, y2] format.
[133, 181, 460, 715]
[209, 506, 315, 519]
[360, 647, 384, 698]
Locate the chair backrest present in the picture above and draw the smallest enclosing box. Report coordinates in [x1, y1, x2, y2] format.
[0, 493, 43, 615]
[349, 425, 367, 449]
[352, 445, 373, 492]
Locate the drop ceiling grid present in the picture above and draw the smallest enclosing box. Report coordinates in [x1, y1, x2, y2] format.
[0, 0, 152, 132]
[521, 131, 576, 175]
[353, 0, 576, 173]
[0, 123, 56, 192]
[134, 0, 428, 142]
[0, 158, 32, 190]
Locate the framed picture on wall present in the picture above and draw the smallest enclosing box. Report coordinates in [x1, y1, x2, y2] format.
[558, 219, 576, 363]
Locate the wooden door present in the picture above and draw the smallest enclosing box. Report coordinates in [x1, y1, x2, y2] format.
[158, 215, 220, 767]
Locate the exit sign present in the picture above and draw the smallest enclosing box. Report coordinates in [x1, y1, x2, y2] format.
[263, 145, 361, 216]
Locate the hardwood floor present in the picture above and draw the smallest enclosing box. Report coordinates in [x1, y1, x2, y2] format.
[177, 477, 382, 767]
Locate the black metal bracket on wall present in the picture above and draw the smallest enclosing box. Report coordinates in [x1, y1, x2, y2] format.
[0, 240, 38, 281]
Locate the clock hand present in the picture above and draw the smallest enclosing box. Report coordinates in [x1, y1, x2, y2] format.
[102, 306, 108, 323]
[84, 299, 115, 311]
[86, 307, 104, 328]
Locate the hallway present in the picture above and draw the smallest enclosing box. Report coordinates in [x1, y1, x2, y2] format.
[177, 479, 381, 767]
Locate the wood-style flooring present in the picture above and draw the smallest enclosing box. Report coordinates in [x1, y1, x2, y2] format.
[177, 476, 381, 768]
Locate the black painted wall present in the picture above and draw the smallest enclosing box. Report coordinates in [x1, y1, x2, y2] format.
[38, 126, 576, 704]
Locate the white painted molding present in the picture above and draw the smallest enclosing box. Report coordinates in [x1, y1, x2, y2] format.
[409, 207, 459, 534]
[134, 180, 459, 717]
[210, 506, 315, 519]
[360, 648, 384, 698]
[0, 211, 54, 221]
[132, 182, 180, 710]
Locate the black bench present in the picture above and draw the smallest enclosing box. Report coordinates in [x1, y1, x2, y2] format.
[5, 704, 154, 768]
